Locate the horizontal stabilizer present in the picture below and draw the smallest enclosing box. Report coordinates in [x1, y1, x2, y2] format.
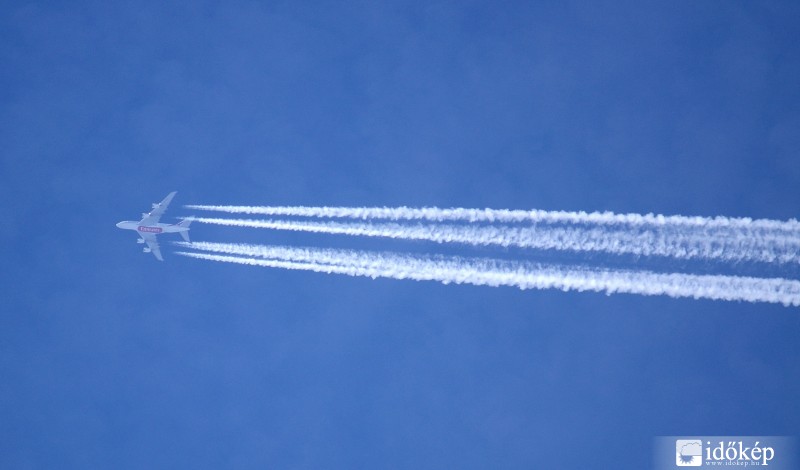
[178, 216, 192, 242]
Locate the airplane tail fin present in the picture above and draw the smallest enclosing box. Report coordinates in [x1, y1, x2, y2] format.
[178, 217, 193, 242]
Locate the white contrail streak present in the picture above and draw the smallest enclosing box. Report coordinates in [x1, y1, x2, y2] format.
[176, 242, 800, 306]
[191, 217, 800, 264]
[185, 204, 800, 232]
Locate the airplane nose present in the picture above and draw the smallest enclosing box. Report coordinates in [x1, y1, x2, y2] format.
[116, 222, 123, 228]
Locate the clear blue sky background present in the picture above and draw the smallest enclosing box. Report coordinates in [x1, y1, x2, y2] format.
[2, 2, 799, 468]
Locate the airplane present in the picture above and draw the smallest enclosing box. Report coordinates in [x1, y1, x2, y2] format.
[116, 191, 193, 261]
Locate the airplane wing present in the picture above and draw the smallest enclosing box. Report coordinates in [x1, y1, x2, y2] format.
[139, 191, 177, 226]
[140, 232, 164, 261]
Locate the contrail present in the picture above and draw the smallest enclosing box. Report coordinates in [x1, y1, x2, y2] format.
[176, 242, 800, 306]
[191, 217, 800, 264]
[185, 204, 800, 232]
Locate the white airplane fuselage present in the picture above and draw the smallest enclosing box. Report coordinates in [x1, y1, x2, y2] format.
[115, 221, 190, 236]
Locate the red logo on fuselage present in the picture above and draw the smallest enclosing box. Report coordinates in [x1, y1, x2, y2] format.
[138, 226, 163, 233]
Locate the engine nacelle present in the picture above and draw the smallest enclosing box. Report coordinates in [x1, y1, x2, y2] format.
[137, 239, 145, 244]
[142, 212, 149, 218]
[143, 247, 151, 253]
[152, 203, 160, 209]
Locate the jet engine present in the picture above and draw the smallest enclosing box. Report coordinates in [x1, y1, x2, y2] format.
[152, 203, 160, 209]
[137, 239, 145, 244]
[143, 247, 151, 253]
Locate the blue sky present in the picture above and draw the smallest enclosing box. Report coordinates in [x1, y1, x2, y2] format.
[1, 1, 799, 468]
